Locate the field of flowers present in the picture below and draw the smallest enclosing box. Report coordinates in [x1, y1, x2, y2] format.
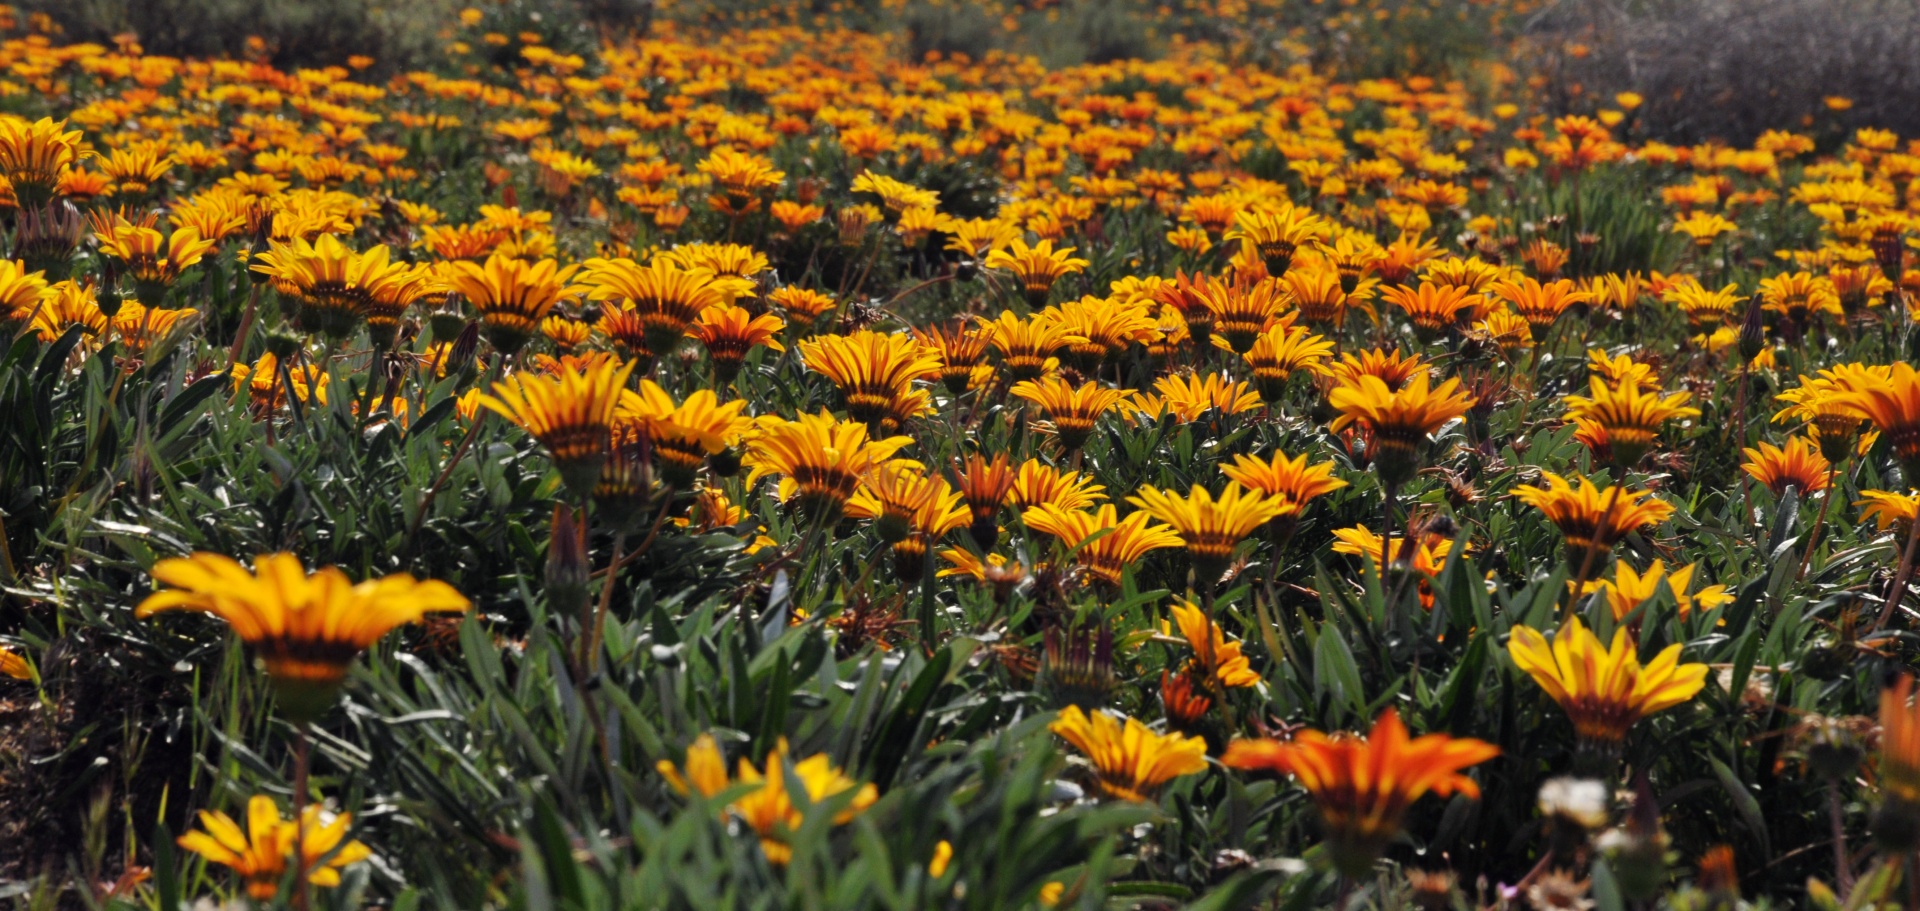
[0, 0, 1919, 907]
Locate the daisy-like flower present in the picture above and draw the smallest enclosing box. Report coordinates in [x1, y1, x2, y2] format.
[983, 237, 1088, 306]
[1222, 709, 1497, 877]
[1328, 373, 1476, 487]
[1022, 503, 1181, 586]
[1191, 275, 1290, 354]
[693, 303, 785, 385]
[0, 258, 51, 324]
[913, 321, 992, 395]
[176, 795, 371, 901]
[743, 410, 914, 522]
[798, 329, 941, 434]
[1234, 323, 1335, 400]
[1740, 436, 1833, 497]
[847, 461, 971, 581]
[1586, 559, 1734, 622]
[1833, 362, 1920, 477]
[1007, 460, 1106, 512]
[479, 358, 637, 496]
[1049, 706, 1207, 803]
[1225, 205, 1329, 276]
[1135, 372, 1264, 422]
[1507, 616, 1708, 757]
[977, 309, 1082, 382]
[0, 646, 30, 681]
[94, 218, 217, 302]
[1662, 281, 1742, 330]
[616, 379, 752, 489]
[1128, 483, 1289, 584]
[1561, 375, 1699, 468]
[441, 253, 583, 353]
[1010, 377, 1128, 449]
[583, 257, 733, 360]
[1493, 276, 1593, 341]
[1219, 451, 1348, 520]
[1167, 598, 1260, 691]
[1382, 281, 1478, 338]
[1857, 490, 1919, 538]
[697, 145, 784, 214]
[0, 117, 86, 205]
[1322, 347, 1431, 392]
[657, 735, 877, 866]
[1775, 365, 1884, 462]
[1513, 472, 1673, 574]
[137, 553, 467, 722]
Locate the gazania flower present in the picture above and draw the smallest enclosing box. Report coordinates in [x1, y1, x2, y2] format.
[1507, 616, 1708, 754]
[1513, 472, 1673, 573]
[1022, 503, 1181, 586]
[1741, 436, 1833, 497]
[1222, 709, 1497, 877]
[1775, 365, 1883, 462]
[1135, 372, 1263, 422]
[583, 257, 730, 360]
[977, 310, 1082, 382]
[1662, 281, 1742, 330]
[1010, 377, 1127, 449]
[1877, 676, 1920, 852]
[137, 553, 467, 722]
[1328, 373, 1476, 487]
[657, 735, 877, 866]
[1587, 560, 1734, 622]
[1833, 362, 1920, 476]
[0, 258, 50, 323]
[1225, 205, 1329, 276]
[1382, 281, 1478, 338]
[1168, 599, 1260, 691]
[1128, 483, 1289, 583]
[850, 170, 940, 213]
[25, 279, 104, 341]
[617, 379, 752, 488]
[1053, 294, 1157, 369]
[1331, 524, 1466, 610]
[913, 321, 992, 396]
[1235, 324, 1334, 400]
[953, 452, 1017, 547]
[1150, 270, 1219, 345]
[799, 330, 941, 433]
[1493, 276, 1592, 341]
[231, 353, 329, 410]
[479, 358, 636, 496]
[441, 253, 583, 353]
[176, 795, 371, 901]
[251, 235, 410, 340]
[111, 301, 199, 354]
[0, 117, 86, 205]
[95, 220, 216, 300]
[1049, 706, 1207, 803]
[1323, 348, 1430, 393]
[744, 410, 914, 522]
[983, 237, 1088, 306]
[1282, 265, 1359, 326]
[693, 303, 785, 384]
[1759, 271, 1842, 334]
[1561, 376, 1699, 468]
[1220, 451, 1348, 517]
[0, 646, 30, 681]
[1671, 212, 1737, 247]
[1857, 490, 1919, 538]
[697, 146, 784, 214]
[1008, 460, 1106, 512]
[767, 286, 839, 329]
[848, 462, 971, 581]
[1192, 276, 1290, 353]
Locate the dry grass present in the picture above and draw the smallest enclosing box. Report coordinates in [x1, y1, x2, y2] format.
[1525, 0, 1920, 143]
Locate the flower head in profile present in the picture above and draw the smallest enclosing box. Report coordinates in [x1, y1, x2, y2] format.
[616, 378, 752, 488]
[176, 795, 370, 901]
[799, 330, 941, 434]
[1225, 205, 1329, 276]
[584, 256, 732, 360]
[1022, 503, 1181, 587]
[137, 553, 468, 723]
[1128, 483, 1289, 584]
[1328, 373, 1476, 487]
[1382, 281, 1478, 338]
[1493, 276, 1592, 341]
[977, 309, 1081, 382]
[744, 410, 914, 522]
[1168, 599, 1260, 691]
[1508, 616, 1707, 752]
[1832, 362, 1920, 477]
[1222, 709, 1497, 877]
[1562, 376, 1698, 467]
[983, 237, 1088, 306]
[0, 117, 86, 205]
[1135, 372, 1263, 423]
[657, 735, 877, 866]
[0, 646, 30, 681]
[1219, 451, 1348, 519]
[441, 253, 583, 353]
[1010, 377, 1127, 450]
[1740, 436, 1833, 497]
[1586, 560, 1733, 623]
[1513, 472, 1672, 572]
[479, 358, 637, 496]
[1049, 706, 1207, 803]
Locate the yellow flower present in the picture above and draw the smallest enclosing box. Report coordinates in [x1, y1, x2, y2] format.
[1168, 599, 1261, 689]
[1224, 205, 1329, 275]
[479, 358, 637, 496]
[798, 330, 941, 434]
[1587, 560, 1733, 622]
[1507, 616, 1708, 749]
[583, 256, 731, 360]
[442, 253, 583, 353]
[1022, 503, 1181, 586]
[137, 553, 468, 722]
[1219, 451, 1347, 517]
[1328, 373, 1476, 486]
[0, 116, 86, 204]
[1048, 706, 1207, 802]
[1382, 281, 1479, 338]
[615, 378, 752, 488]
[176, 795, 371, 901]
[1513, 472, 1673, 573]
[0, 645, 30, 681]
[976, 309, 1082, 382]
[1010, 377, 1127, 450]
[1135, 371, 1263, 423]
[659, 735, 877, 866]
[1740, 436, 1833, 497]
[1561, 375, 1699, 467]
[983, 237, 1088, 306]
[1128, 483, 1288, 581]
[929, 840, 953, 878]
[743, 410, 914, 522]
